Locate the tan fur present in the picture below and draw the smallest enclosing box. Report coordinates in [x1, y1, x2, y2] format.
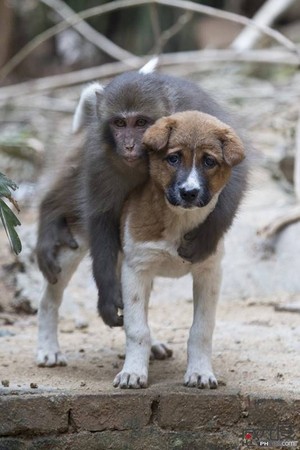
[121, 182, 166, 243]
[121, 111, 245, 243]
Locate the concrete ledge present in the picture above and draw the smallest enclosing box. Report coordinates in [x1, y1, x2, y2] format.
[0, 389, 299, 450]
[70, 392, 156, 432]
[0, 429, 238, 450]
[0, 396, 69, 436]
[158, 390, 242, 430]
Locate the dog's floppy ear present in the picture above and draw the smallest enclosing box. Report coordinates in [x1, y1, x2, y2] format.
[220, 127, 245, 166]
[143, 116, 177, 151]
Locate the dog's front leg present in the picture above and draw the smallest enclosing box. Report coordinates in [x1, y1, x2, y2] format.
[185, 244, 223, 389]
[113, 261, 152, 389]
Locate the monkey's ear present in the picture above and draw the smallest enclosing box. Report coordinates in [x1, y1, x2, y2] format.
[143, 117, 177, 151]
[220, 127, 245, 166]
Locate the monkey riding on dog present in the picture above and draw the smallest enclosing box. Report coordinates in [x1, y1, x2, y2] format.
[114, 111, 245, 389]
[36, 61, 248, 367]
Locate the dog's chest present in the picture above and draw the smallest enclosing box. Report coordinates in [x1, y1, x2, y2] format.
[123, 204, 215, 278]
[123, 229, 191, 277]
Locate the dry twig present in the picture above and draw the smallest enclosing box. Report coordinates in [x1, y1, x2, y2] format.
[40, 0, 135, 61]
[232, 0, 297, 51]
[157, 0, 299, 56]
[149, 11, 193, 54]
[149, 3, 161, 53]
[0, 47, 300, 102]
[0, 0, 299, 82]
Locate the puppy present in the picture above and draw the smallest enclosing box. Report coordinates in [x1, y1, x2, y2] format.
[113, 111, 245, 389]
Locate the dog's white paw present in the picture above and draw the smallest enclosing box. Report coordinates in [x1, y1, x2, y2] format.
[184, 370, 218, 389]
[36, 349, 67, 367]
[113, 371, 148, 389]
[150, 342, 173, 360]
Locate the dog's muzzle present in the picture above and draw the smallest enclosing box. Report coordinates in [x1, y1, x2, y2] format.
[166, 185, 211, 209]
[179, 186, 200, 203]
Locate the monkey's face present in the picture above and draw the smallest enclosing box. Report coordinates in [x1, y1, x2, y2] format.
[109, 115, 154, 166]
[143, 111, 245, 210]
[98, 72, 169, 166]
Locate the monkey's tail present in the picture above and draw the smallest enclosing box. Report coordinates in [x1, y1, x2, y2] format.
[72, 82, 104, 134]
[139, 56, 159, 75]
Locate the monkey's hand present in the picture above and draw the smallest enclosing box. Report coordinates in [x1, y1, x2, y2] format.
[178, 226, 218, 264]
[36, 218, 78, 284]
[98, 280, 124, 327]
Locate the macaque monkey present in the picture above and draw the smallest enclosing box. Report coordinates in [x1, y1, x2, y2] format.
[36, 62, 248, 366]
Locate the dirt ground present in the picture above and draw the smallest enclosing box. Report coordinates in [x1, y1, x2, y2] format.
[0, 169, 300, 399]
[0, 292, 299, 398]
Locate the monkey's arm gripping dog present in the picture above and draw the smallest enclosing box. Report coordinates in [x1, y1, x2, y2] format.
[113, 111, 246, 389]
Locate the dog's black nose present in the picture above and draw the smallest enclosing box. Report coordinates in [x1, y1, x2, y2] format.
[179, 187, 200, 202]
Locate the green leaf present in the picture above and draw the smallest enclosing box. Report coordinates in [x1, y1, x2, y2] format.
[0, 198, 22, 255]
[0, 172, 18, 198]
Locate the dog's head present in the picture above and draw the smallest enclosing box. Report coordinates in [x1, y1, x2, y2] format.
[142, 111, 245, 209]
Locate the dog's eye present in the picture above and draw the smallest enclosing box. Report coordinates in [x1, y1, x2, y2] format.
[203, 155, 217, 168]
[166, 153, 181, 166]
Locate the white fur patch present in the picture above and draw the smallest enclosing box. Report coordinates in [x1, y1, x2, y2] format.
[181, 152, 201, 192]
[181, 166, 201, 192]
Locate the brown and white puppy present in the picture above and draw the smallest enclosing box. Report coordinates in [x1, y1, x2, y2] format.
[113, 111, 245, 389]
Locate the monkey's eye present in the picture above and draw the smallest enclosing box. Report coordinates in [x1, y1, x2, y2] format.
[114, 118, 126, 127]
[203, 155, 217, 169]
[166, 153, 181, 166]
[136, 118, 148, 127]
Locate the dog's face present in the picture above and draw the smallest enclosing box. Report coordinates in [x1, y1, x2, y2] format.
[142, 111, 245, 209]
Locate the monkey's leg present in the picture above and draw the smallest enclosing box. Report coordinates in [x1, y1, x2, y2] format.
[36, 147, 83, 284]
[37, 216, 79, 284]
[148, 287, 173, 360]
[150, 339, 173, 360]
[89, 212, 124, 327]
[36, 233, 88, 367]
